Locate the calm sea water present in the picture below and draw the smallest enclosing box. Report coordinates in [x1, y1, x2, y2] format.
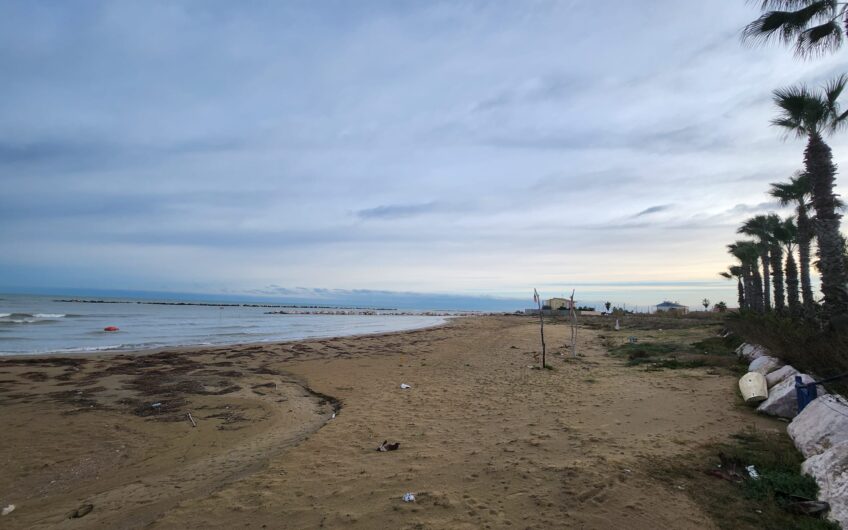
[0, 294, 447, 355]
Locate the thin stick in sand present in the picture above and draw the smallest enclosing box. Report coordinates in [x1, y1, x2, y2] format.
[569, 289, 578, 357]
[187, 411, 197, 428]
[533, 288, 545, 368]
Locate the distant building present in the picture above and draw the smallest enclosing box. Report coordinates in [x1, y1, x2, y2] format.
[655, 301, 689, 314]
[546, 298, 574, 311]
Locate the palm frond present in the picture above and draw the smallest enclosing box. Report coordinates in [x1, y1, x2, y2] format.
[824, 73, 848, 108]
[751, 0, 833, 9]
[729, 240, 762, 265]
[771, 77, 848, 137]
[769, 181, 795, 205]
[770, 117, 807, 137]
[770, 172, 813, 207]
[738, 215, 772, 239]
[743, 1, 837, 46]
[796, 21, 843, 55]
[773, 85, 814, 112]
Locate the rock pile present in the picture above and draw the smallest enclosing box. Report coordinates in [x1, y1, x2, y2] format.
[735, 342, 847, 528]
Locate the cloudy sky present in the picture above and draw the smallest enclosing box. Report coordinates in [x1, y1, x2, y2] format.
[2, 1, 847, 310]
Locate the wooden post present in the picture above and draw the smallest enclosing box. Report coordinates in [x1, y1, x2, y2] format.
[534, 288, 545, 369]
[569, 289, 577, 357]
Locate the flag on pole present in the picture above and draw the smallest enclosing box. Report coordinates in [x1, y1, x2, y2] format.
[533, 289, 540, 305]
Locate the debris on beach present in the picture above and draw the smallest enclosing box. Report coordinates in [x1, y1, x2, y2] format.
[784, 498, 830, 517]
[745, 465, 759, 479]
[706, 453, 747, 482]
[402, 493, 416, 502]
[2, 505, 15, 516]
[377, 440, 400, 452]
[400, 383, 411, 389]
[68, 503, 93, 519]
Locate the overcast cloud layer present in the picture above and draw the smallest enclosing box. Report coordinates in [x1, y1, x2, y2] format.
[2, 1, 847, 309]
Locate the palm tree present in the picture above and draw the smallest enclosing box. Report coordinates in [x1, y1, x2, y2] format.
[702, 298, 710, 311]
[773, 75, 848, 320]
[766, 213, 787, 313]
[720, 265, 745, 309]
[769, 172, 815, 317]
[778, 216, 802, 318]
[729, 241, 764, 312]
[739, 215, 773, 310]
[743, 0, 848, 57]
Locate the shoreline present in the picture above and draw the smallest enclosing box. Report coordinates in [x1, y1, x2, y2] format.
[0, 315, 456, 359]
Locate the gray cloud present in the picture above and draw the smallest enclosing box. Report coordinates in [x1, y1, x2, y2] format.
[356, 202, 441, 220]
[634, 204, 674, 218]
[724, 201, 783, 215]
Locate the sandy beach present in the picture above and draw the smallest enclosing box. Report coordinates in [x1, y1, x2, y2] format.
[0, 316, 781, 529]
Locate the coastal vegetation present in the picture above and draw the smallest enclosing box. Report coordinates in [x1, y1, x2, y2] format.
[600, 315, 743, 371]
[719, 1, 848, 388]
[657, 429, 839, 530]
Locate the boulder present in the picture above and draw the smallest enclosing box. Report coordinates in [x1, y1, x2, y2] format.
[766, 364, 798, 388]
[748, 355, 783, 375]
[736, 343, 767, 362]
[757, 374, 821, 419]
[788, 394, 848, 458]
[801, 440, 848, 529]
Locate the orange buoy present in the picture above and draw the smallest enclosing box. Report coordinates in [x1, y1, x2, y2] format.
[104, 326, 119, 332]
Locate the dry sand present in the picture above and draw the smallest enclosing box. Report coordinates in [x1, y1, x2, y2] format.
[0, 316, 782, 529]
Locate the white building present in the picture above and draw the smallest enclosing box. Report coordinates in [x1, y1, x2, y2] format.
[655, 301, 689, 314]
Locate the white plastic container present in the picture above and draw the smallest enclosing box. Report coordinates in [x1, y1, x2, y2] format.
[739, 372, 768, 403]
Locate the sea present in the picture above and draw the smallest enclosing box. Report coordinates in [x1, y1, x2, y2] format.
[0, 294, 449, 356]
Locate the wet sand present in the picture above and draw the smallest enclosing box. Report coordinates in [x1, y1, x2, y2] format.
[0, 316, 780, 529]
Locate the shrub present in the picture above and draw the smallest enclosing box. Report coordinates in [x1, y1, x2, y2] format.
[726, 312, 848, 396]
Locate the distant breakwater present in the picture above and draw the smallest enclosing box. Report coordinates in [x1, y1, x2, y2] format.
[264, 310, 486, 316]
[54, 299, 398, 311]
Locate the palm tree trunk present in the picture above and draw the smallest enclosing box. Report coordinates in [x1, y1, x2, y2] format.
[742, 264, 753, 311]
[797, 206, 815, 318]
[737, 277, 745, 309]
[770, 243, 785, 313]
[760, 250, 771, 311]
[786, 247, 800, 318]
[805, 133, 848, 320]
[751, 264, 765, 314]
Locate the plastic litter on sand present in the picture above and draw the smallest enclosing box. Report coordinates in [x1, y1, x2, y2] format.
[402, 493, 416, 502]
[400, 383, 411, 389]
[2, 505, 15, 516]
[746, 465, 759, 479]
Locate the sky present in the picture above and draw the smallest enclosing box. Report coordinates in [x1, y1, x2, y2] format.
[2, 1, 848, 310]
